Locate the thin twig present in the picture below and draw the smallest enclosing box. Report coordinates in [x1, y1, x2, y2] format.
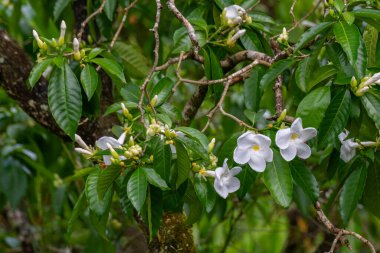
[290, 0, 298, 24]
[138, 0, 162, 127]
[109, 0, 139, 50]
[315, 201, 376, 253]
[220, 106, 257, 131]
[328, 230, 343, 253]
[288, 0, 323, 33]
[167, 0, 201, 61]
[77, 0, 106, 42]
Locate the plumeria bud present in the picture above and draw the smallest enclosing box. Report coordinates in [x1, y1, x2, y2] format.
[150, 95, 158, 107]
[75, 134, 90, 150]
[277, 109, 287, 123]
[226, 29, 246, 47]
[128, 136, 134, 146]
[73, 38, 81, 61]
[42, 42, 48, 50]
[355, 86, 370, 96]
[80, 49, 86, 58]
[52, 38, 57, 47]
[124, 150, 132, 159]
[208, 138, 216, 153]
[33, 30, 45, 49]
[363, 72, 380, 86]
[58, 20, 66, 46]
[350, 76, 358, 89]
[221, 5, 249, 27]
[277, 27, 289, 44]
[106, 143, 119, 159]
[121, 103, 130, 118]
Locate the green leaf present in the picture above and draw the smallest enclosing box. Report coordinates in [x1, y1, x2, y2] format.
[85, 170, 113, 216]
[318, 89, 351, 148]
[148, 187, 163, 238]
[28, 58, 53, 88]
[343, 12, 355, 25]
[127, 168, 148, 213]
[194, 176, 216, 213]
[184, 181, 203, 224]
[295, 55, 317, 92]
[296, 86, 331, 128]
[175, 126, 209, 150]
[236, 165, 257, 199]
[208, 47, 224, 102]
[333, 21, 360, 67]
[356, 38, 367, 79]
[176, 135, 210, 162]
[217, 133, 240, 165]
[88, 48, 104, 60]
[104, 101, 137, 116]
[120, 84, 140, 103]
[289, 159, 319, 203]
[361, 89, 380, 128]
[104, 0, 117, 21]
[244, 68, 261, 111]
[91, 57, 126, 84]
[175, 140, 191, 189]
[111, 42, 150, 79]
[97, 165, 121, 200]
[67, 191, 86, 236]
[262, 150, 293, 207]
[307, 65, 337, 91]
[143, 168, 169, 190]
[352, 9, 380, 30]
[362, 154, 380, 219]
[150, 77, 175, 106]
[80, 64, 99, 100]
[334, 0, 344, 13]
[294, 22, 334, 51]
[48, 63, 82, 139]
[53, 0, 70, 21]
[363, 25, 379, 68]
[260, 59, 296, 91]
[339, 160, 368, 225]
[153, 138, 172, 183]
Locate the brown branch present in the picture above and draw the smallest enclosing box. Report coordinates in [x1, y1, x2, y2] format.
[138, 0, 162, 127]
[290, 0, 298, 24]
[0, 30, 116, 144]
[77, 0, 106, 42]
[181, 86, 208, 126]
[274, 75, 283, 117]
[167, 0, 201, 61]
[315, 201, 376, 253]
[109, 0, 139, 50]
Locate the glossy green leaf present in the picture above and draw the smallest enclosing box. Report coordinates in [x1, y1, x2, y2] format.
[88, 48, 104, 60]
[362, 154, 380, 219]
[295, 55, 317, 92]
[263, 150, 293, 207]
[120, 84, 140, 103]
[176, 135, 210, 162]
[296, 86, 331, 129]
[175, 126, 209, 150]
[175, 140, 191, 189]
[97, 165, 121, 200]
[194, 175, 216, 213]
[339, 160, 368, 225]
[244, 67, 262, 111]
[67, 191, 86, 236]
[85, 170, 113, 216]
[289, 159, 319, 203]
[184, 181, 203, 224]
[91, 57, 126, 84]
[80, 64, 99, 100]
[294, 22, 334, 51]
[53, 0, 70, 21]
[148, 187, 163, 238]
[343, 12, 355, 25]
[318, 89, 351, 148]
[333, 21, 360, 67]
[127, 168, 148, 213]
[364, 25, 379, 68]
[104, 0, 117, 21]
[361, 89, 380, 128]
[150, 77, 175, 106]
[236, 165, 257, 199]
[143, 167, 169, 190]
[352, 9, 380, 29]
[28, 58, 53, 88]
[260, 59, 296, 91]
[48, 63, 82, 139]
[153, 139, 172, 183]
[307, 65, 337, 91]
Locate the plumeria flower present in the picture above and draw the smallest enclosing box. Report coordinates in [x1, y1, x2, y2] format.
[275, 118, 317, 161]
[338, 130, 358, 163]
[200, 159, 241, 199]
[96, 132, 127, 165]
[74, 134, 94, 156]
[221, 5, 252, 27]
[233, 132, 273, 172]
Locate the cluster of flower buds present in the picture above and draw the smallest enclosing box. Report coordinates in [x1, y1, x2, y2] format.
[123, 137, 143, 160]
[351, 73, 380, 96]
[146, 119, 163, 137]
[226, 28, 246, 47]
[121, 103, 133, 121]
[277, 27, 289, 44]
[221, 5, 252, 27]
[33, 20, 67, 52]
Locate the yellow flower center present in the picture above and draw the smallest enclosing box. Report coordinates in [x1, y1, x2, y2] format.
[291, 133, 299, 140]
[252, 144, 260, 151]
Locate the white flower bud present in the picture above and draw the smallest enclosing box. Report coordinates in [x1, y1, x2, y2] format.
[59, 20, 66, 46]
[106, 143, 119, 159]
[363, 72, 380, 86]
[208, 138, 215, 153]
[150, 95, 158, 107]
[32, 30, 44, 49]
[227, 29, 246, 47]
[73, 38, 80, 52]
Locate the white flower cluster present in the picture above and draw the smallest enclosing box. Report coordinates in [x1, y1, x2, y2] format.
[220, 5, 251, 47]
[351, 72, 380, 96]
[338, 130, 377, 163]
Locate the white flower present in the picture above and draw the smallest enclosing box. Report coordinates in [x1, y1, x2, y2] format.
[275, 118, 317, 161]
[74, 134, 94, 156]
[363, 72, 380, 86]
[227, 29, 246, 47]
[233, 132, 273, 172]
[277, 27, 288, 43]
[338, 130, 359, 163]
[96, 133, 126, 165]
[221, 5, 251, 27]
[214, 159, 241, 198]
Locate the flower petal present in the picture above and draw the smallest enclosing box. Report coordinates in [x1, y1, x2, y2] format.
[296, 143, 312, 159]
[254, 134, 272, 148]
[248, 156, 266, 172]
[275, 128, 291, 149]
[215, 166, 227, 180]
[290, 118, 303, 133]
[230, 167, 242, 177]
[280, 145, 297, 161]
[299, 128, 317, 142]
[262, 147, 273, 162]
[117, 132, 127, 144]
[225, 177, 240, 193]
[96, 136, 121, 149]
[103, 155, 112, 165]
[338, 130, 349, 142]
[214, 180, 228, 199]
[233, 147, 250, 164]
[340, 142, 356, 163]
[237, 132, 256, 149]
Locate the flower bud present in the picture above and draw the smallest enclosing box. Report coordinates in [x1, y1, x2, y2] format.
[59, 20, 66, 46]
[355, 86, 370, 96]
[208, 138, 215, 153]
[73, 38, 81, 61]
[52, 38, 57, 47]
[277, 109, 287, 123]
[150, 95, 158, 107]
[33, 30, 45, 49]
[221, 5, 248, 28]
[128, 136, 135, 146]
[226, 29, 246, 47]
[350, 76, 357, 89]
[106, 143, 119, 159]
